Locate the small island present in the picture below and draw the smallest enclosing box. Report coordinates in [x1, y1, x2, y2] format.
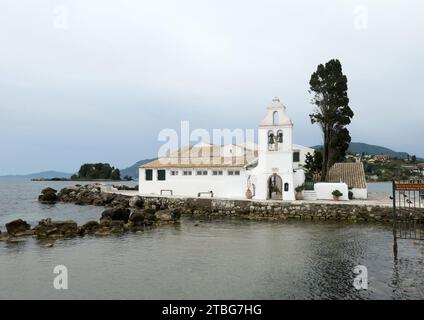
[31, 163, 133, 182]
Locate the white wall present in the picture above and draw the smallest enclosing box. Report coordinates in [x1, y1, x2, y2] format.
[315, 183, 349, 201]
[292, 144, 314, 169]
[139, 168, 247, 199]
[352, 188, 368, 199]
[293, 169, 305, 189]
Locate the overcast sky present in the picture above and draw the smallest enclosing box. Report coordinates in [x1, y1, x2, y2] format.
[0, 0, 423, 175]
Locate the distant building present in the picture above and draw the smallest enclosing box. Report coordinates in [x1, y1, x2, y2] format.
[374, 155, 390, 161]
[327, 163, 368, 199]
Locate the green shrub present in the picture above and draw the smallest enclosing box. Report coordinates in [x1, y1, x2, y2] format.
[332, 190, 343, 197]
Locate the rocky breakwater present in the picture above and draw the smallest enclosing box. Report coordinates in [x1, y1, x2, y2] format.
[0, 185, 181, 243]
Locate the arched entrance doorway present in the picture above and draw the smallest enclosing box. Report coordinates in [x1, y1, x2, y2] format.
[267, 174, 283, 200]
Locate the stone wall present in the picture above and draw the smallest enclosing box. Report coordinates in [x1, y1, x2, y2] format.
[48, 184, 423, 223]
[140, 196, 424, 223]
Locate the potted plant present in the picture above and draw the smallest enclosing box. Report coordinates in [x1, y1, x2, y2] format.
[348, 189, 354, 200]
[295, 185, 304, 200]
[245, 188, 253, 199]
[332, 190, 343, 201]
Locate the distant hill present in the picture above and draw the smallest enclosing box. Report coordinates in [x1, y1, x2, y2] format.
[0, 171, 73, 180]
[120, 158, 157, 179]
[348, 142, 412, 158]
[311, 142, 420, 159]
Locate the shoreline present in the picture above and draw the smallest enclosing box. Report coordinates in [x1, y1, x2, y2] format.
[0, 183, 423, 246]
[52, 184, 423, 223]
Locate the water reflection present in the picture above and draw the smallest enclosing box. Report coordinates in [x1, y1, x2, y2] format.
[0, 217, 423, 299]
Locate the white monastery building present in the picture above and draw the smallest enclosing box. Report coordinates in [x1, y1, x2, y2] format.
[139, 98, 314, 200]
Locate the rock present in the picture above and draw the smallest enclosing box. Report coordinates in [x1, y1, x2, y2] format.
[101, 193, 116, 204]
[129, 196, 144, 209]
[57, 186, 80, 201]
[170, 208, 182, 219]
[33, 219, 78, 238]
[101, 208, 131, 222]
[129, 210, 147, 226]
[0, 233, 9, 241]
[5, 219, 31, 236]
[95, 229, 112, 237]
[79, 220, 100, 235]
[154, 208, 181, 222]
[44, 243, 54, 248]
[155, 209, 174, 221]
[110, 220, 124, 233]
[92, 198, 105, 206]
[41, 187, 57, 194]
[38, 191, 58, 204]
[110, 195, 129, 208]
[100, 217, 111, 227]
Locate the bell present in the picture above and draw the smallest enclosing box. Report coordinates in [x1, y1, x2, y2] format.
[278, 133, 283, 143]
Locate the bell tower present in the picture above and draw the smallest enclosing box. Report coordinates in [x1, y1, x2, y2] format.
[255, 97, 295, 200]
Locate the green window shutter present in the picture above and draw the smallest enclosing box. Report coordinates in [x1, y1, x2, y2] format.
[145, 169, 153, 181]
[293, 152, 300, 162]
[157, 170, 166, 181]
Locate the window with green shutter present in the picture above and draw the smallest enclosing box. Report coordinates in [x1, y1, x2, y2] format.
[293, 152, 300, 162]
[157, 170, 166, 181]
[145, 169, 153, 181]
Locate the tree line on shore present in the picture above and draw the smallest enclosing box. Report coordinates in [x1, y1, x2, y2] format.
[71, 163, 128, 181]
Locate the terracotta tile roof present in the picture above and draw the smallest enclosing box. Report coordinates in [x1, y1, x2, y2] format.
[327, 162, 367, 189]
[141, 145, 258, 169]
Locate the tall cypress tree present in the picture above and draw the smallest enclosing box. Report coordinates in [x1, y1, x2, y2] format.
[309, 59, 354, 181]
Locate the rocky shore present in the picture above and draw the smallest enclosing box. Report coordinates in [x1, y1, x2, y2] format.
[2, 183, 423, 244]
[0, 185, 180, 243]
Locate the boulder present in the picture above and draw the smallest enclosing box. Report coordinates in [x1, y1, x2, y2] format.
[170, 208, 182, 219]
[155, 210, 172, 221]
[41, 187, 57, 194]
[95, 228, 112, 237]
[110, 220, 124, 233]
[143, 208, 157, 223]
[101, 208, 131, 222]
[57, 186, 80, 201]
[5, 219, 31, 236]
[154, 208, 182, 222]
[101, 193, 116, 205]
[74, 190, 97, 206]
[129, 210, 146, 226]
[129, 196, 144, 209]
[78, 220, 100, 235]
[33, 219, 78, 238]
[110, 195, 129, 208]
[38, 192, 58, 204]
[92, 198, 105, 206]
[0, 232, 9, 241]
[100, 217, 111, 227]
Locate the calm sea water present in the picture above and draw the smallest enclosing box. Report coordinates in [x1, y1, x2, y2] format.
[0, 180, 423, 300]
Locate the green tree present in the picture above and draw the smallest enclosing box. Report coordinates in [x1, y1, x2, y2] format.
[329, 126, 351, 164]
[411, 155, 417, 163]
[309, 59, 354, 181]
[304, 150, 323, 178]
[110, 168, 121, 181]
[74, 163, 121, 180]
